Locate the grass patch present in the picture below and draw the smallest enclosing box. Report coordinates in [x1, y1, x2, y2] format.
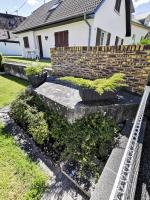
[0, 75, 28, 108]
[0, 121, 48, 200]
[4, 56, 51, 68]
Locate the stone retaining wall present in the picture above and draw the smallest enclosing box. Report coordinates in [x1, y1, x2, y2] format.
[4, 62, 28, 80]
[51, 45, 150, 94]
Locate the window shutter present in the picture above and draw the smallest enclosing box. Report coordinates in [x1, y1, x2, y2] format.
[55, 30, 69, 47]
[121, 39, 124, 45]
[64, 31, 68, 46]
[23, 37, 29, 48]
[96, 28, 101, 46]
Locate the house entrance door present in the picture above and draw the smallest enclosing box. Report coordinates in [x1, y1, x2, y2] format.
[37, 35, 43, 58]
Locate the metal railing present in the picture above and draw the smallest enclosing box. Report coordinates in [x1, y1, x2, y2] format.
[109, 86, 150, 200]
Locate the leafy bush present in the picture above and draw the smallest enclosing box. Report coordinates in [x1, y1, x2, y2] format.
[25, 63, 45, 76]
[59, 73, 126, 94]
[0, 53, 4, 72]
[10, 95, 49, 144]
[140, 39, 150, 45]
[10, 91, 118, 176]
[28, 112, 49, 145]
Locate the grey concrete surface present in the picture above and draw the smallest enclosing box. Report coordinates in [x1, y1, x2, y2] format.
[35, 80, 141, 123]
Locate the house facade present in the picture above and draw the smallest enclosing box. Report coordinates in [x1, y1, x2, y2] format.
[124, 19, 150, 44]
[0, 13, 26, 56]
[14, 0, 134, 58]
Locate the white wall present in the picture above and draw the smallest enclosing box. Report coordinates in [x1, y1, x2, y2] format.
[124, 23, 150, 45]
[92, 0, 126, 45]
[34, 20, 94, 58]
[18, 31, 36, 57]
[0, 42, 21, 56]
[18, 0, 127, 57]
[18, 20, 93, 58]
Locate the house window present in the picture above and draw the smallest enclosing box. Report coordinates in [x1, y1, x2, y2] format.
[55, 30, 68, 47]
[115, 0, 122, 13]
[23, 37, 29, 48]
[121, 39, 124, 45]
[106, 33, 111, 45]
[96, 28, 101, 46]
[100, 32, 105, 45]
[115, 36, 119, 46]
[132, 34, 136, 44]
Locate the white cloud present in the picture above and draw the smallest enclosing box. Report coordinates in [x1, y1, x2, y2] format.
[27, 0, 39, 6]
[133, 0, 150, 7]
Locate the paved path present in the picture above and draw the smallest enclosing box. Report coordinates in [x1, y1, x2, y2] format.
[135, 107, 150, 200]
[0, 106, 88, 200]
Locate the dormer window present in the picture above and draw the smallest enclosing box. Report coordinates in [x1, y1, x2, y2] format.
[49, 3, 59, 11]
[49, 0, 63, 11]
[115, 0, 122, 13]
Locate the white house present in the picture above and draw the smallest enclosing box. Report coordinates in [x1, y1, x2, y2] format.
[135, 12, 150, 28]
[0, 13, 26, 56]
[124, 19, 150, 45]
[14, 0, 134, 58]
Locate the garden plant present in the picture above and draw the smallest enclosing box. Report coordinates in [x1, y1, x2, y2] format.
[10, 91, 119, 180]
[59, 73, 126, 95]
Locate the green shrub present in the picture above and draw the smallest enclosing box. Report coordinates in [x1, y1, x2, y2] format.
[0, 53, 4, 72]
[59, 73, 126, 94]
[140, 39, 150, 45]
[28, 112, 49, 145]
[10, 94, 49, 144]
[10, 91, 118, 177]
[25, 63, 45, 76]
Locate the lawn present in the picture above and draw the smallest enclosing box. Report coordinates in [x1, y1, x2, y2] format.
[0, 121, 48, 200]
[4, 56, 51, 68]
[0, 75, 28, 108]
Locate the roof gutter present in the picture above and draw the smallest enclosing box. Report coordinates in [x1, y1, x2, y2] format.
[84, 13, 91, 47]
[14, 14, 94, 34]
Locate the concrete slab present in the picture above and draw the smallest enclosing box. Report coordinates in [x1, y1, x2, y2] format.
[34, 79, 141, 123]
[35, 82, 81, 109]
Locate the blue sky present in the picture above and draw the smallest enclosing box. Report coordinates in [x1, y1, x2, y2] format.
[0, 0, 150, 17]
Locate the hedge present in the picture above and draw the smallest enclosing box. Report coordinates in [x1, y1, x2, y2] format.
[10, 91, 118, 177]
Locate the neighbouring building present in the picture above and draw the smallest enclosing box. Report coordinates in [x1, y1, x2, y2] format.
[124, 18, 150, 45]
[136, 12, 150, 28]
[0, 13, 26, 56]
[14, 0, 134, 58]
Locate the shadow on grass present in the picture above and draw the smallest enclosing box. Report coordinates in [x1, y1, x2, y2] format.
[5, 56, 51, 63]
[1, 75, 29, 87]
